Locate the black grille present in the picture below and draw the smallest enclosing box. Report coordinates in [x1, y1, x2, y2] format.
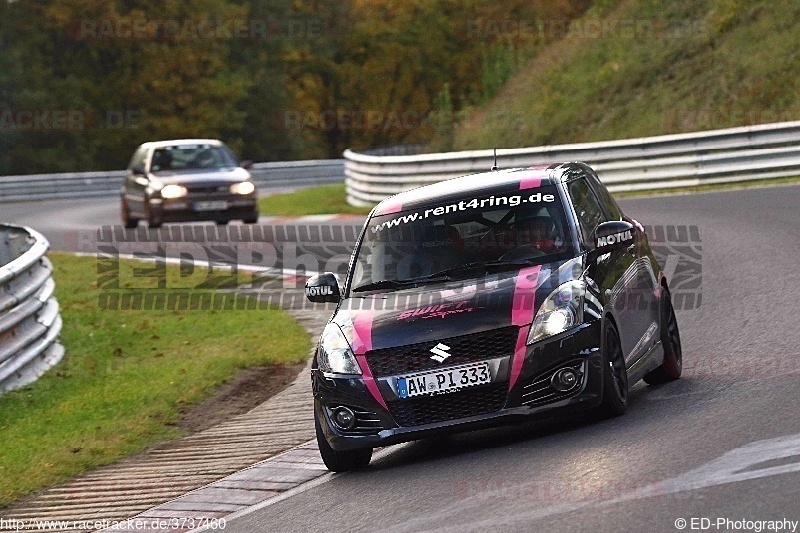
[366, 326, 519, 378]
[387, 382, 508, 427]
[351, 408, 383, 435]
[520, 359, 586, 407]
[186, 184, 229, 194]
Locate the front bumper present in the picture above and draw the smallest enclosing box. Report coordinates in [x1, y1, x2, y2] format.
[313, 321, 603, 451]
[149, 194, 257, 223]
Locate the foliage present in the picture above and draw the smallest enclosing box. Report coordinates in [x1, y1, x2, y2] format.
[0, 0, 591, 173]
[448, 0, 800, 150]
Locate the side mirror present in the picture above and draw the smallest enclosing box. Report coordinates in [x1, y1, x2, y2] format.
[594, 220, 635, 253]
[239, 160, 254, 170]
[305, 273, 341, 303]
[131, 165, 145, 175]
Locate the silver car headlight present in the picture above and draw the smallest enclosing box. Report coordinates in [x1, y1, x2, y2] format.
[317, 322, 362, 375]
[160, 184, 187, 199]
[527, 280, 585, 344]
[230, 181, 255, 195]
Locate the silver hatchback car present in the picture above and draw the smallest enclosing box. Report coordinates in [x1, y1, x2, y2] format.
[121, 139, 259, 228]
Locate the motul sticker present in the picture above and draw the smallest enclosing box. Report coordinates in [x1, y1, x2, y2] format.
[306, 285, 333, 297]
[597, 229, 633, 247]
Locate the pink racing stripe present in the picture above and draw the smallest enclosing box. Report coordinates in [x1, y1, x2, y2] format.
[518, 165, 549, 190]
[351, 313, 373, 354]
[352, 313, 389, 410]
[375, 200, 403, 216]
[512, 265, 542, 326]
[510, 326, 531, 392]
[509, 265, 542, 390]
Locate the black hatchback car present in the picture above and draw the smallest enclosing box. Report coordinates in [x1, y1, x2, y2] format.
[305, 162, 682, 471]
[121, 139, 258, 228]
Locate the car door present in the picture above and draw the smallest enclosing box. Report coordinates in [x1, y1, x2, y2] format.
[585, 169, 661, 361]
[566, 175, 650, 365]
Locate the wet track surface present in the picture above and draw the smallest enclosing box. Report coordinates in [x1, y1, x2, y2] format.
[3, 185, 800, 532]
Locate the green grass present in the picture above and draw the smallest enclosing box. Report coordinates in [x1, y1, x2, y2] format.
[0, 253, 310, 507]
[259, 184, 372, 216]
[255, 176, 800, 218]
[448, 0, 800, 150]
[614, 175, 800, 198]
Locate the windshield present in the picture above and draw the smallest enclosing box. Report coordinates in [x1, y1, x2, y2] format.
[150, 144, 238, 172]
[351, 185, 578, 293]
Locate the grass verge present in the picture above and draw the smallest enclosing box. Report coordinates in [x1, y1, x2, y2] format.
[0, 253, 310, 507]
[259, 184, 372, 216]
[613, 175, 800, 198]
[256, 176, 800, 218]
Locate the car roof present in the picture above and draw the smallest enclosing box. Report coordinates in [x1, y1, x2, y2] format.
[138, 139, 225, 150]
[372, 162, 589, 216]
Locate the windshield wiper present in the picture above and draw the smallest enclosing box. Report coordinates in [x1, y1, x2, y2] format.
[352, 272, 458, 293]
[352, 279, 415, 293]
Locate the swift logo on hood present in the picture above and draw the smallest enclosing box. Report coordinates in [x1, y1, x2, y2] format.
[429, 343, 452, 363]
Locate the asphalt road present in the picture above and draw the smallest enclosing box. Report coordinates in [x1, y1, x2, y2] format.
[3, 185, 800, 532]
[0, 187, 298, 252]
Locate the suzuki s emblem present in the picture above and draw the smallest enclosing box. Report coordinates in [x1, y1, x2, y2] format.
[429, 343, 451, 363]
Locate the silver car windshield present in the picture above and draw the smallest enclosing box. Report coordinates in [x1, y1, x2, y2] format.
[150, 145, 238, 172]
[351, 185, 577, 293]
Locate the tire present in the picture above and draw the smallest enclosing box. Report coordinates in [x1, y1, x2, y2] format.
[315, 412, 372, 472]
[215, 220, 229, 226]
[243, 212, 259, 224]
[597, 319, 628, 418]
[644, 290, 683, 385]
[121, 199, 138, 229]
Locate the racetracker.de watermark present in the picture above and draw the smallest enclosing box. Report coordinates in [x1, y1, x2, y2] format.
[0, 109, 139, 131]
[0, 516, 226, 531]
[663, 107, 800, 132]
[281, 109, 471, 133]
[460, 18, 708, 41]
[67, 17, 322, 41]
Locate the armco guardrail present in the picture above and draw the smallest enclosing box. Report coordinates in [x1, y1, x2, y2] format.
[344, 120, 800, 206]
[0, 224, 64, 394]
[0, 159, 345, 202]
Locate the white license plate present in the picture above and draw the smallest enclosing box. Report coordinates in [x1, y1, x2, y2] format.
[396, 362, 491, 399]
[194, 200, 227, 211]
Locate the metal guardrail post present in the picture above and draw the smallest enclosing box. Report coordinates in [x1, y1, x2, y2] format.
[0, 224, 64, 394]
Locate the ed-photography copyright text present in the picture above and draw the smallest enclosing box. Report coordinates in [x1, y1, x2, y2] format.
[674, 517, 798, 532]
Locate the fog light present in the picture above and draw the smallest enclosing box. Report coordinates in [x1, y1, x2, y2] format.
[551, 368, 579, 392]
[332, 407, 356, 430]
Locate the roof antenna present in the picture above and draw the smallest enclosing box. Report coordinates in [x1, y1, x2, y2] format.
[491, 148, 499, 172]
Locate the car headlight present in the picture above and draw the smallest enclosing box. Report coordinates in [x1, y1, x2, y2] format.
[160, 184, 187, 199]
[317, 322, 362, 375]
[527, 280, 585, 344]
[230, 181, 255, 195]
